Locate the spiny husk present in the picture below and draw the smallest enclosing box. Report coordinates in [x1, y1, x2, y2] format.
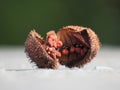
[57, 25, 100, 68]
[25, 30, 59, 69]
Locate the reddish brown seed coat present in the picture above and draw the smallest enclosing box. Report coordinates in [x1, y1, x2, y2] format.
[56, 51, 61, 57]
[70, 47, 75, 53]
[57, 41, 63, 48]
[62, 49, 69, 55]
[75, 48, 81, 53]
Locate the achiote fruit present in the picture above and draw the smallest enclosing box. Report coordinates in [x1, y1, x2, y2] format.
[25, 25, 100, 69]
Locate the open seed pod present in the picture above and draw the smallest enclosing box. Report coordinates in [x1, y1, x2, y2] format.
[25, 25, 100, 69]
[57, 26, 100, 68]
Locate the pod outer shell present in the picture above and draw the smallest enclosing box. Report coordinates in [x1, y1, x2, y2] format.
[25, 30, 59, 69]
[57, 26, 100, 68]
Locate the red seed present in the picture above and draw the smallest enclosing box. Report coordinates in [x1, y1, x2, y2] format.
[48, 47, 53, 51]
[53, 43, 57, 48]
[56, 51, 61, 57]
[57, 41, 63, 48]
[47, 38, 54, 47]
[62, 49, 69, 55]
[70, 47, 75, 53]
[80, 50, 84, 56]
[75, 48, 81, 53]
[49, 34, 57, 40]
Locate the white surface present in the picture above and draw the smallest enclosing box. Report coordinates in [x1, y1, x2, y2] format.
[0, 46, 120, 90]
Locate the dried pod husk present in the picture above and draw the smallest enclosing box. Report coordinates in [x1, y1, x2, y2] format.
[57, 26, 100, 68]
[25, 30, 59, 69]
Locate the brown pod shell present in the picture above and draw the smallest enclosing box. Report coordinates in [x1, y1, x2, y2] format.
[25, 30, 59, 69]
[57, 26, 100, 68]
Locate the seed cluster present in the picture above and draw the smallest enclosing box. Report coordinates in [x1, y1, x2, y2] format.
[45, 31, 63, 60]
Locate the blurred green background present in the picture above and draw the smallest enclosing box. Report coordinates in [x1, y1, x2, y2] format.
[0, 0, 120, 46]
